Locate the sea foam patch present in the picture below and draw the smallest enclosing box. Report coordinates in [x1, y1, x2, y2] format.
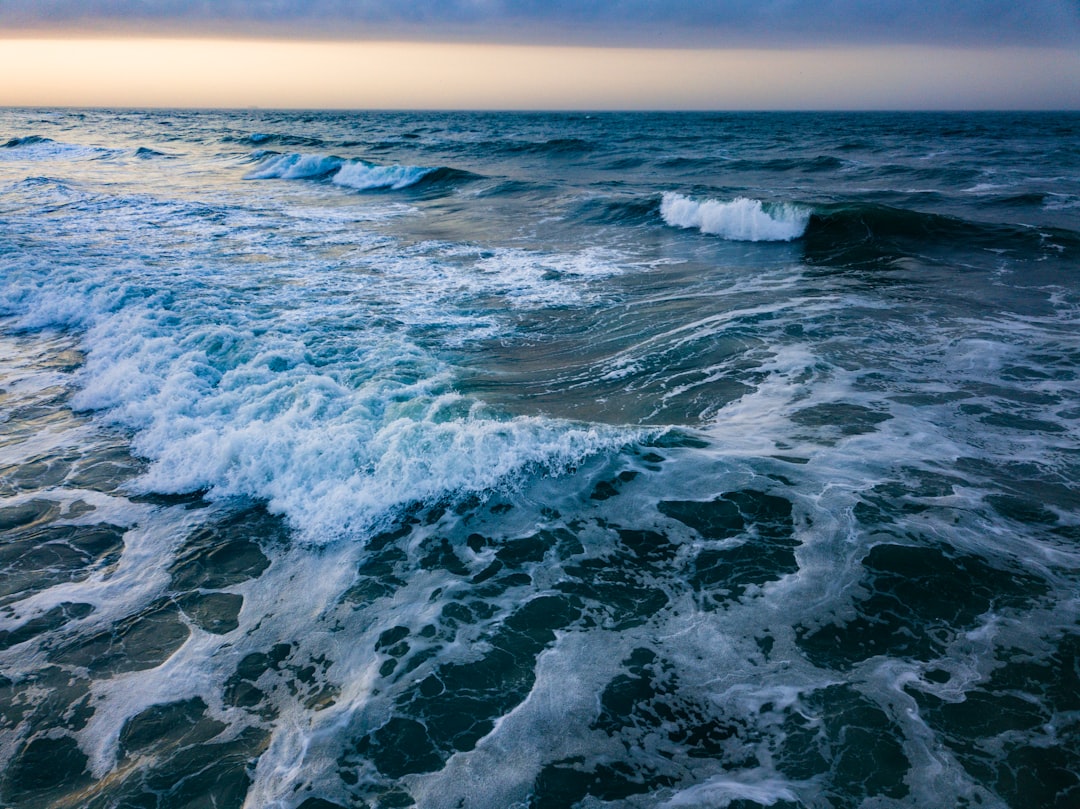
[1, 189, 635, 543]
[470, 246, 627, 307]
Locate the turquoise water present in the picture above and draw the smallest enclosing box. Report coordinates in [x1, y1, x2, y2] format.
[1, 110, 1078, 808]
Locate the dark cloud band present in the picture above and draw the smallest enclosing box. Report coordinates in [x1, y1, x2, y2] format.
[2, 0, 1078, 46]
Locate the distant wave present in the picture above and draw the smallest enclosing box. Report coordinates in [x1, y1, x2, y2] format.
[750, 155, 848, 173]
[1, 135, 115, 162]
[979, 192, 1048, 208]
[438, 137, 596, 158]
[3, 176, 80, 206]
[134, 147, 173, 159]
[661, 192, 811, 242]
[225, 132, 329, 148]
[603, 156, 647, 170]
[3, 135, 50, 148]
[509, 137, 596, 155]
[246, 152, 475, 191]
[658, 155, 848, 173]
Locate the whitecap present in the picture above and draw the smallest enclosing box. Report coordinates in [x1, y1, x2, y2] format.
[660, 192, 810, 242]
[0, 135, 117, 162]
[245, 151, 343, 180]
[245, 151, 439, 191]
[332, 161, 434, 191]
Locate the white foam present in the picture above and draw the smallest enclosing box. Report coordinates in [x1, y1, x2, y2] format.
[0, 136, 116, 162]
[1044, 192, 1080, 210]
[332, 161, 434, 191]
[660, 772, 801, 807]
[403, 630, 633, 809]
[245, 152, 343, 180]
[3, 211, 634, 546]
[127, 385, 630, 542]
[660, 192, 810, 242]
[471, 246, 626, 307]
[3, 108, 1079, 809]
[246, 152, 438, 191]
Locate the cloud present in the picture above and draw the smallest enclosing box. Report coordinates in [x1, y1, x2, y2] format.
[2, 0, 1078, 47]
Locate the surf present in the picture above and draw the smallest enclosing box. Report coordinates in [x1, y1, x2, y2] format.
[660, 192, 811, 241]
[246, 151, 477, 192]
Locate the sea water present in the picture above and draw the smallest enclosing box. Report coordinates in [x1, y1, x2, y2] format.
[1, 109, 1078, 808]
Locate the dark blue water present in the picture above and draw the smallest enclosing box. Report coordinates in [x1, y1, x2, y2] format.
[1, 110, 1078, 808]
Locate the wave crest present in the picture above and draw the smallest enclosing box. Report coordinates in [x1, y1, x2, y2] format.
[246, 151, 472, 191]
[661, 192, 810, 242]
[1, 135, 116, 162]
[246, 152, 343, 180]
[333, 161, 435, 191]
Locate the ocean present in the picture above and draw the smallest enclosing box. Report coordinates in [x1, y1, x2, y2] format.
[1, 109, 1078, 809]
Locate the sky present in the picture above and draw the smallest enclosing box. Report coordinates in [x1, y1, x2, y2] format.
[1, 1, 1079, 109]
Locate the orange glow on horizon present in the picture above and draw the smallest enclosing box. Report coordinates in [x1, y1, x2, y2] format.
[0, 38, 1077, 110]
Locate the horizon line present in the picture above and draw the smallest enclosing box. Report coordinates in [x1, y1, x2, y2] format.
[4, 104, 1080, 114]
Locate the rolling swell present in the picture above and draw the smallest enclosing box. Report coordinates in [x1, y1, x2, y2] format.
[582, 193, 1080, 273]
[507, 137, 596, 155]
[576, 195, 660, 226]
[406, 165, 479, 189]
[1, 135, 115, 161]
[658, 154, 848, 173]
[3, 135, 51, 148]
[802, 203, 1080, 270]
[224, 132, 329, 148]
[134, 147, 172, 159]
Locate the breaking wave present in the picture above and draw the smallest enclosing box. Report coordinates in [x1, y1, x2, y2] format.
[246, 152, 475, 191]
[660, 192, 811, 241]
[0, 135, 116, 162]
[133, 146, 173, 159]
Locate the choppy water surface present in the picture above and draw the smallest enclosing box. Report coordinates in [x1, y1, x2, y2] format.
[1, 109, 1078, 809]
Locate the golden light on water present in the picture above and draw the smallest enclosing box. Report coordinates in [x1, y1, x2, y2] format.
[0, 37, 1077, 109]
